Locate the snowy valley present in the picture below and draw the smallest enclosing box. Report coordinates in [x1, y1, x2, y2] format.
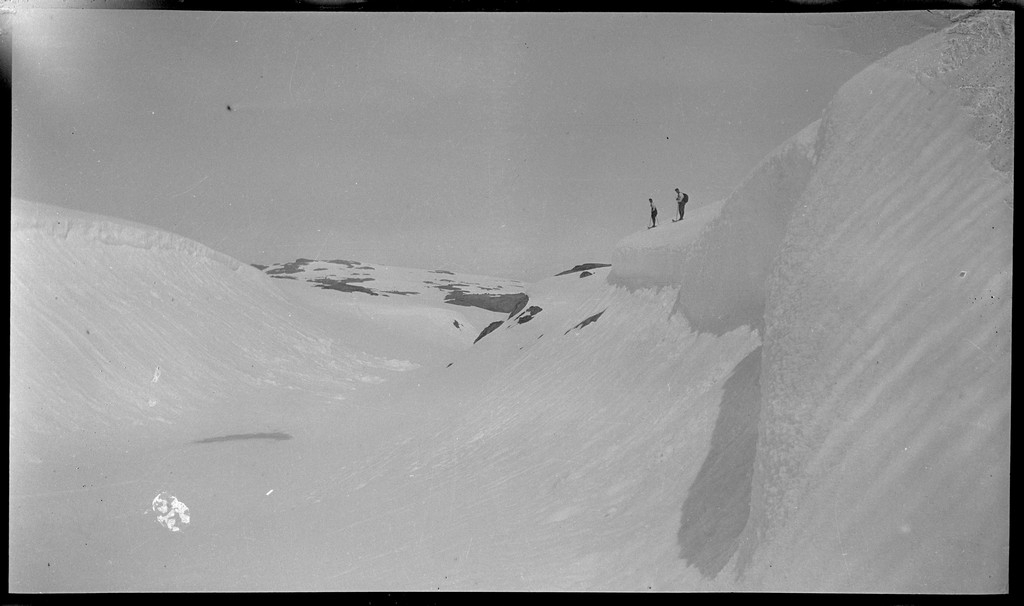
[9, 12, 1011, 592]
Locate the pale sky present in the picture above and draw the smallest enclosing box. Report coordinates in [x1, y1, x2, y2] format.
[11, 10, 950, 280]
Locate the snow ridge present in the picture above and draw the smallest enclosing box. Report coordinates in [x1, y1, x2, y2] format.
[11, 197, 254, 275]
[609, 118, 820, 335]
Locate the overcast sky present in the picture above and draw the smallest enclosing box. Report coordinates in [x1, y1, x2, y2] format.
[11, 10, 950, 280]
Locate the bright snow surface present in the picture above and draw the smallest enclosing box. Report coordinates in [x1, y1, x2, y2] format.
[9, 12, 1010, 592]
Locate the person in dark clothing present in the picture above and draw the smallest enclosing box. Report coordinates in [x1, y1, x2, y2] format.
[675, 188, 689, 222]
[649, 198, 657, 228]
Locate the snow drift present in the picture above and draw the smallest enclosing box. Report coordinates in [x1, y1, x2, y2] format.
[619, 11, 1011, 591]
[738, 12, 1012, 592]
[611, 118, 818, 336]
[9, 198, 414, 457]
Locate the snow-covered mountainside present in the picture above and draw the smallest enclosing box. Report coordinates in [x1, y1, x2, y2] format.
[9, 11, 1009, 593]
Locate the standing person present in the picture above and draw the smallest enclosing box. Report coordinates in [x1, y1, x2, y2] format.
[649, 198, 658, 228]
[674, 188, 689, 222]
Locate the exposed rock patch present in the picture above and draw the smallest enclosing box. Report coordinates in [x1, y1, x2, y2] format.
[564, 310, 605, 335]
[515, 306, 543, 324]
[310, 277, 379, 296]
[439, 287, 529, 317]
[473, 320, 504, 344]
[555, 262, 612, 276]
[267, 258, 315, 275]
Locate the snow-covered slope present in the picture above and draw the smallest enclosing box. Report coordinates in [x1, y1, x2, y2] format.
[391, 266, 759, 590]
[737, 12, 1012, 592]
[8, 11, 1010, 593]
[613, 11, 1010, 591]
[599, 13, 1010, 592]
[9, 199, 420, 451]
[9, 199, 423, 575]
